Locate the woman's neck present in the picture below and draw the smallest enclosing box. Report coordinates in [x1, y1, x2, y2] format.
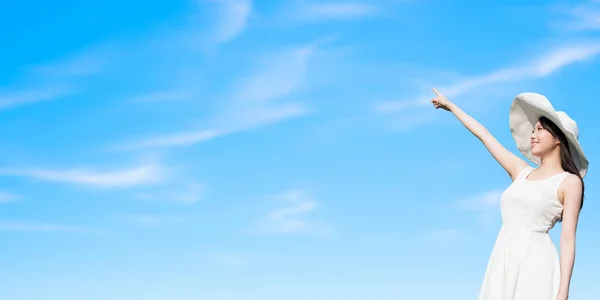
[539, 152, 564, 173]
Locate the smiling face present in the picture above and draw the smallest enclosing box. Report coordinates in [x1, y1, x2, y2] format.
[530, 119, 560, 158]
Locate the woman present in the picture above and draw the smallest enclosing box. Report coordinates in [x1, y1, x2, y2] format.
[430, 88, 588, 300]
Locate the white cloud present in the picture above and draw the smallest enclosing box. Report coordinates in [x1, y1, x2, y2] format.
[424, 189, 503, 243]
[28, 49, 106, 78]
[0, 46, 107, 110]
[0, 86, 76, 110]
[0, 220, 98, 233]
[210, 0, 252, 45]
[234, 48, 313, 102]
[454, 189, 504, 226]
[534, 43, 600, 75]
[0, 162, 165, 188]
[552, 0, 600, 31]
[258, 190, 332, 236]
[117, 129, 226, 150]
[374, 42, 600, 114]
[118, 42, 319, 150]
[299, 2, 377, 19]
[216, 45, 315, 131]
[455, 189, 503, 210]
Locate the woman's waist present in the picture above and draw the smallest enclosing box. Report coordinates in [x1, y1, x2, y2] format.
[500, 223, 552, 234]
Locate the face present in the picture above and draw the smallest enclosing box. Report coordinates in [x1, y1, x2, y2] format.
[530, 120, 559, 157]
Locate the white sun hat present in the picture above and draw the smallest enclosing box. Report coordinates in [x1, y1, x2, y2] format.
[509, 92, 588, 177]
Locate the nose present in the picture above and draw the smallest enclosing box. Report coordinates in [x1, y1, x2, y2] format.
[530, 131, 537, 142]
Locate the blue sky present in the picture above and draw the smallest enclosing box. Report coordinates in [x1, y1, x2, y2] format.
[1, 0, 600, 299]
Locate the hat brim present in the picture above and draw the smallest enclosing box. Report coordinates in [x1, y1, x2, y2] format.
[509, 93, 588, 177]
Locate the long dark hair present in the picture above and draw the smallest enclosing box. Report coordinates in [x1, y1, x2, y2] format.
[539, 116, 585, 210]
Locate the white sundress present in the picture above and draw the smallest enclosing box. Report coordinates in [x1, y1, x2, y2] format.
[479, 166, 570, 300]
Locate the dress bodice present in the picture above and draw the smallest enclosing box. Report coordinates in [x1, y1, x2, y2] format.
[500, 166, 569, 233]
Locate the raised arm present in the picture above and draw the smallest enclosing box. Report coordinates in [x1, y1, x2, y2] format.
[431, 88, 528, 181]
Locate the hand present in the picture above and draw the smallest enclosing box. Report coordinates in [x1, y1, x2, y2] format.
[431, 88, 452, 111]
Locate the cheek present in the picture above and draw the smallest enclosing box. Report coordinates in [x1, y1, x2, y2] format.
[538, 132, 556, 147]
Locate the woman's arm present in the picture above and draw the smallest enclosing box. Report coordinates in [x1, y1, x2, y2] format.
[431, 88, 528, 180]
[556, 175, 584, 300]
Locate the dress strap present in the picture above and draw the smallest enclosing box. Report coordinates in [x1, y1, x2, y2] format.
[549, 172, 575, 195]
[515, 165, 534, 181]
[537, 171, 576, 208]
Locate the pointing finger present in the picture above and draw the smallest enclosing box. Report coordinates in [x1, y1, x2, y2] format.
[432, 88, 441, 96]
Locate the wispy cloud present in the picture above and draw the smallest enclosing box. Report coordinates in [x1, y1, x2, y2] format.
[214, 45, 315, 131]
[256, 189, 332, 236]
[454, 189, 503, 226]
[28, 48, 106, 78]
[0, 46, 106, 110]
[0, 220, 98, 233]
[0, 161, 165, 188]
[423, 189, 503, 243]
[210, 0, 253, 45]
[118, 42, 320, 150]
[0, 191, 18, 204]
[551, 0, 600, 31]
[298, 2, 377, 19]
[117, 129, 226, 151]
[455, 189, 503, 210]
[0, 86, 76, 110]
[374, 41, 600, 114]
